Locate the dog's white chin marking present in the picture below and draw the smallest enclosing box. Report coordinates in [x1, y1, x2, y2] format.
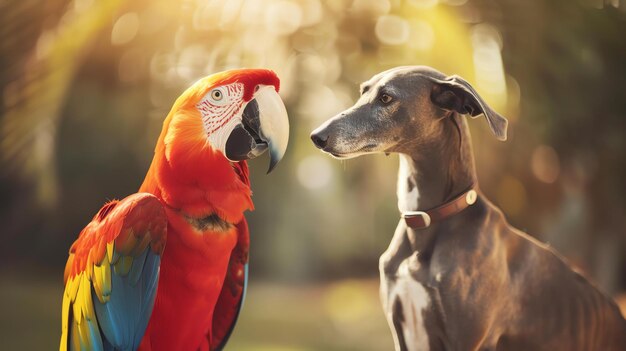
[324, 150, 369, 160]
[398, 154, 420, 212]
[381, 255, 431, 351]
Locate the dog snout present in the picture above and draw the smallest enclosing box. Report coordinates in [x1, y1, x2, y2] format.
[310, 130, 329, 149]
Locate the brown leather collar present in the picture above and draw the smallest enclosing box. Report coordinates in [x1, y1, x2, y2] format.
[402, 185, 478, 229]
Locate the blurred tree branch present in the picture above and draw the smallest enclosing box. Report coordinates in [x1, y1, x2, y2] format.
[1, 0, 126, 207]
[471, 0, 626, 291]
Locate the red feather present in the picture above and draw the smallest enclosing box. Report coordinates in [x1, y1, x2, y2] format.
[210, 219, 250, 350]
[60, 193, 167, 350]
[134, 70, 269, 350]
[62, 69, 275, 350]
[64, 194, 167, 283]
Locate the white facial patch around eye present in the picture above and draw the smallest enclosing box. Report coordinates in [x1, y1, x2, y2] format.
[196, 82, 245, 152]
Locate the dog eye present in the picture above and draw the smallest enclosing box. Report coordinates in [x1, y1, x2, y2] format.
[379, 93, 393, 104]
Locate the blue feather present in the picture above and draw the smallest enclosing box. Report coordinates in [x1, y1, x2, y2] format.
[93, 248, 160, 351]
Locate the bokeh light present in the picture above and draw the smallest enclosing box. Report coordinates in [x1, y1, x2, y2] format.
[531, 145, 560, 184]
[375, 15, 411, 45]
[111, 12, 139, 45]
[1, 0, 625, 349]
[297, 154, 334, 190]
[408, 0, 439, 10]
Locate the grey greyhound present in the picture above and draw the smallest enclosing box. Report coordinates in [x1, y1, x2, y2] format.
[310, 66, 626, 351]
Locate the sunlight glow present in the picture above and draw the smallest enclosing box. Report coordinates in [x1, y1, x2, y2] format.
[471, 24, 507, 107]
[375, 15, 410, 46]
[441, 0, 468, 6]
[265, 1, 303, 36]
[408, 0, 439, 10]
[409, 20, 435, 51]
[531, 145, 561, 184]
[352, 0, 391, 16]
[297, 155, 334, 190]
[111, 12, 139, 45]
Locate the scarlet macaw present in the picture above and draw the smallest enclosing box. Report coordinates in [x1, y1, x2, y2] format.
[60, 69, 289, 351]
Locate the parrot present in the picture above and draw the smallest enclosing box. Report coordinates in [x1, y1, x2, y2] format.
[59, 68, 290, 351]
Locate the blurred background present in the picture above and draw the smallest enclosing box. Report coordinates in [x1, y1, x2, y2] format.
[1, 0, 625, 349]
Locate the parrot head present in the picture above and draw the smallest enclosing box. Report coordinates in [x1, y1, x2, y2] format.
[165, 68, 289, 173]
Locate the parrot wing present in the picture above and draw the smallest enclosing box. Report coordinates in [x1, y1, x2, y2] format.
[210, 218, 250, 351]
[210, 161, 251, 350]
[60, 193, 167, 351]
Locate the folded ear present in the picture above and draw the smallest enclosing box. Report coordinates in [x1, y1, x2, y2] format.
[430, 75, 508, 141]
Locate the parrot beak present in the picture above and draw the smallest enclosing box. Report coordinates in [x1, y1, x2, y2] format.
[225, 85, 289, 173]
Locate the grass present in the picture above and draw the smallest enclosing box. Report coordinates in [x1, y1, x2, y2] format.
[0, 272, 392, 350]
[4, 271, 623, 350]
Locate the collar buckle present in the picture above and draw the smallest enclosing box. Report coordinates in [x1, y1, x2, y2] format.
[402, 211, 432, 229]
[401, 185, 478, 229]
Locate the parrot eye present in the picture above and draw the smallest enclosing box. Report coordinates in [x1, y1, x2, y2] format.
[211, 89, 224, 101]
[198, 83, 242, 110]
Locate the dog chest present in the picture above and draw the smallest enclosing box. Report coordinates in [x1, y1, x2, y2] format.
[381, 254, 432, 351]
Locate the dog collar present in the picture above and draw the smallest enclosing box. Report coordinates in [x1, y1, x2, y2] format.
[402, 185, 478, 229]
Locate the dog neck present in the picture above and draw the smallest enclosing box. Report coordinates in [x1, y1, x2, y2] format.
[397, 114, 477, 212]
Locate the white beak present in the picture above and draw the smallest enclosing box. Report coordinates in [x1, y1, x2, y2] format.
[254, 85, 290, 172]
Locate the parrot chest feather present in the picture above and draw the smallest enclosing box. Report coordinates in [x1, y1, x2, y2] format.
[139, 217, 237, 350]
[184, 213, 234, 233]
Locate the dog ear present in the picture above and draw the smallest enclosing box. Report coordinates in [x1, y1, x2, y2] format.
[430, 75, 508, 141]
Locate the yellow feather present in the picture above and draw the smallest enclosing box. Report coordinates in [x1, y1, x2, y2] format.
[70, 321, 81, 351]
[71, 277, 83, 324]
[64, 254, 75, 283]
[131, 231, 152, 257]
[74, 273, 105, 350]
[92, 264, 103, 304]
[114, 255, 133, 276]
[92, 257, 111, 303]
[77, 316, 91, 350]
[59, 287, 70, 351]
[114, 228, 133, 256]
[102, 264, 111, 301]
[66, 275, 80, 302]
[106, 241, 115, 263]
[80, 274, 95, 321]
[101, 259, 111, 300]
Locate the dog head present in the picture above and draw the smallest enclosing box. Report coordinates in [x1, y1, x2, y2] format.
[310, 66, 508, 159]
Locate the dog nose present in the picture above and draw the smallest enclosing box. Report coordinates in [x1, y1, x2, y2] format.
[310, 132, 329, 149]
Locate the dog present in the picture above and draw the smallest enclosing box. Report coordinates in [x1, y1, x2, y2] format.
[310, 66, 626, 351]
